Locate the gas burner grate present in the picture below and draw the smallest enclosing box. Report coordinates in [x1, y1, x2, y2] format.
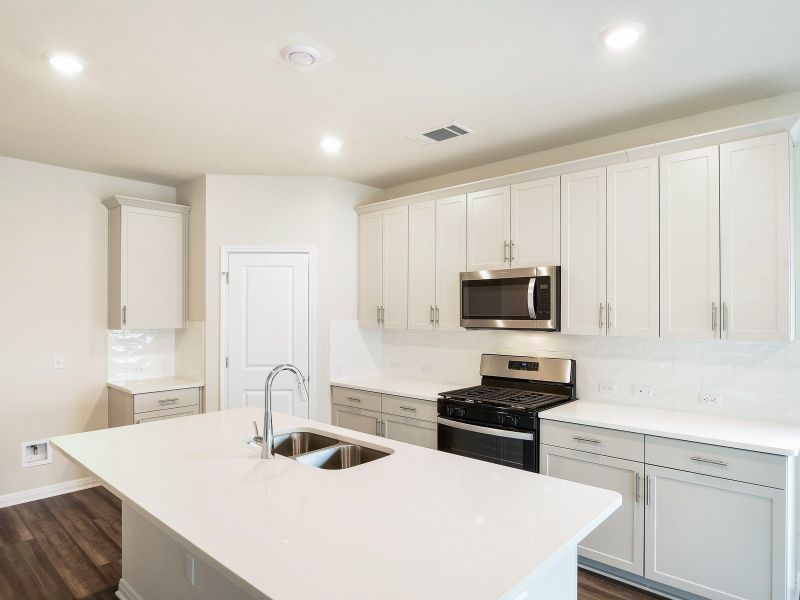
[439, 385, 569, 409]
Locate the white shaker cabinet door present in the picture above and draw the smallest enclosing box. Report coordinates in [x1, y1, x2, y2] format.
[510, 176, 560, 267]
[381, 206, 409, 329]
[466, 186, 510, 271]
[560, 167, 607, 335]
[541, 445, 644, 576]
[659, 146, 720, 339]
[606, 158, 659, 338]
[408, 200, 437, 330]
[122, 207, 186, 330]
[435, 194, 467, 330]
[720, 132, 791, 341]
[358, 211, 383, 328]
[645, 465, 786, 600]
[331, 405, 382, 437]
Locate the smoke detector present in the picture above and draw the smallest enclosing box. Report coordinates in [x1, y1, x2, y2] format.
[412, 123, 473, 145]
[282, 45, 321, 67]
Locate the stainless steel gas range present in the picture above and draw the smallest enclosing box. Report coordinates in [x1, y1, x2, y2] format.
[437, 354, 576, 472]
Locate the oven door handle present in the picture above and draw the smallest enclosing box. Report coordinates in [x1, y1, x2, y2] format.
[437, 417, 535, 441]
[527, 276, 537, 320]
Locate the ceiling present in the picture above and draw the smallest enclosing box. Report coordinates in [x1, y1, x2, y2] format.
[1, 0, 800, 189]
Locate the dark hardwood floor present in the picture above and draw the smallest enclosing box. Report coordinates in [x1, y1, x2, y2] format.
[0, 487, 663, 599]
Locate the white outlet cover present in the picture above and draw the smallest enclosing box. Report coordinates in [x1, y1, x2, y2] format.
[699, 392, 722, 407]
[631, 385, 653, 398]
[54, 355, 64, 369]
[598, 383, 617, 394]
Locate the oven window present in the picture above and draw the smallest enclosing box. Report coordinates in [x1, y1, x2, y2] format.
[439, 425, 527, 470]
[462, 277, 531, 320]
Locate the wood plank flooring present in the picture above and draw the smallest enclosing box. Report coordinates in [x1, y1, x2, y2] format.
[0, 487, 664, 599]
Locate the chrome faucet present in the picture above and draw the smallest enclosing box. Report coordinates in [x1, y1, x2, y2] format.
[252, 364, 309, 459]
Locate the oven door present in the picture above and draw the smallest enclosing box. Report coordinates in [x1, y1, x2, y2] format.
[437, 417, 538, 472]
[460, 266, 559, 330]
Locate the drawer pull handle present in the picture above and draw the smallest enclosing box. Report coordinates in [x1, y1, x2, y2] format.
[158, 398, 179, 404]
[691, 456, 728, 467]
[573, 436, 602, 444]
[399, 406, 417, 412]
[346, 397, 362, 403]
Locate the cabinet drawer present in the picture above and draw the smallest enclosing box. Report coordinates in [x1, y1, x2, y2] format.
[646, 436, 786, 489]
[331, 387, 381, 412]
[135, 404, 199, 424]
[381, 394, 437, 422]
[540, 420, 644, 462]
[133, 388, 200, 414]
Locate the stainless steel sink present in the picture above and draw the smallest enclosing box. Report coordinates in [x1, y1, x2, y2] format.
[294, 443, 390, 470]
[272, 431, 340, 458]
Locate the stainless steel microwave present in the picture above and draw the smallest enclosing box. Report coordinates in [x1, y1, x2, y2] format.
[460, 266, 560, 330]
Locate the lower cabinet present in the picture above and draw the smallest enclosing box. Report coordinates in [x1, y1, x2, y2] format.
[541, 445, 644, 576]
[645, 464, 785, 600]
[331, 386, 437, 449]
[331, 404, 382, 436]
[382, 413, 437, 449]
[108, 386, 202, 427]
[540, 420, 794, 600]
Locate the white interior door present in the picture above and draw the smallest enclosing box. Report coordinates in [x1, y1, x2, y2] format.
[226, 252, 310, 417]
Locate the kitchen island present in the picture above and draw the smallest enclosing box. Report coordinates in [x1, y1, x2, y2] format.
[52, 408, 620, 600]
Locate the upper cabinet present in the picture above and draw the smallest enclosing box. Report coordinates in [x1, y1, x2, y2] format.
[720, 132, 792, 341]
[103, 196, 189, 330]
[510, 176, 561, 267]
[659, 146, 720, 340]
[560, 167, 607, 336]
[358, 206, 408, 329]
[466, 186, 510, 270]
[466, 179, 561, 271]
[407, 195, 467, 331]
[606, 158, 660, 338]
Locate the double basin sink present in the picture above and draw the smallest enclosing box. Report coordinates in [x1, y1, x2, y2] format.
[254, 430, 391, 470]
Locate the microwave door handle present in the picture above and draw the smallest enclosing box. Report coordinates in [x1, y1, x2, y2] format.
[527, 277, 537, 320]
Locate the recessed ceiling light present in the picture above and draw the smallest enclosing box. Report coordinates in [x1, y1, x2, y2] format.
[320, 136, 343, 154]
[600, 23, 645, 50]
[48, 52, 86, 75]
[281, 44, 321, 67]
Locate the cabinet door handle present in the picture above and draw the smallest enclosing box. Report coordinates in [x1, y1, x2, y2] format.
[721, 302, 727, 334]
[635, 473, 641, 504]
[599, 303, 604, 328]
[376, 306, 381, 324]
[503, 241, 509, 263]
[690, 456, 728, 467]
[607, 303, 612, 328]
[122, 305, 127, 325]
[399, 406, 417, 412]
[381, 306, 385, 324]
[510, 240, 515, 262]
[711, 302, 718, 332]
[157, 398, 179, 404]
[645, 475, 651, 506]
[435, 306, 440, 326]
[346, 396, 362, 403]
[573, 436, 601, 445]
[430, 305, 434, 325]
[376, 420, 381, 436]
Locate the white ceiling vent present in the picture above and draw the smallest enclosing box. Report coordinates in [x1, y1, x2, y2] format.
[413, 123, 473, 145]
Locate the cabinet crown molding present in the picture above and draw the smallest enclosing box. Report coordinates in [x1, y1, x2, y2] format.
[102, 195, 190, 214]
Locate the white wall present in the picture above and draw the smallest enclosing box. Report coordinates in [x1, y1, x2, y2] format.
[196, 175, 382, 422]
[0, 156, 175, 498]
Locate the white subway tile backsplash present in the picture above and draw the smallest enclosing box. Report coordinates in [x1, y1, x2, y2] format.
[331, 324, 800, 424]
[107, 330, 176, 381]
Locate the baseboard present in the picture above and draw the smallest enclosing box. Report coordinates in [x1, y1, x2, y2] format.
[0, 476, 98, 508]
[116, 578, 143, 600]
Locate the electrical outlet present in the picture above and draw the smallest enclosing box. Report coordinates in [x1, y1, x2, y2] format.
[419, 363, 432, 373]
[598, 383, 617, 394]
[631, 385, 653, 399]
[185, 554, 196, 585]
[699, 393, 722, 407]
[131, 366, 145, 375]
[53, 355, 64, 369]
[387, 360, 400, 369]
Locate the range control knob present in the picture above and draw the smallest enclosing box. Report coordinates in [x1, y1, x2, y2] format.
[504, 415, 518, 427]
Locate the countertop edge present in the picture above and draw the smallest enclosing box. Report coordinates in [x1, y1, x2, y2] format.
[329, 377, 465, 401]
[107, 379, 205, 394]
[539, 407, 800, 457]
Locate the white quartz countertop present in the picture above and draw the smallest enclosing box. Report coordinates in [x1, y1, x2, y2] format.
[329, 375, 469, 401]
[107, 376, 204, 394]
[540, 401, 800, 456]
[52, 409, 620, 600]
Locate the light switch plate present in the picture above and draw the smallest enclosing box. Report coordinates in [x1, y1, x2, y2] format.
[53, 355, 64, 369]
[598, 383, 617, 394]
